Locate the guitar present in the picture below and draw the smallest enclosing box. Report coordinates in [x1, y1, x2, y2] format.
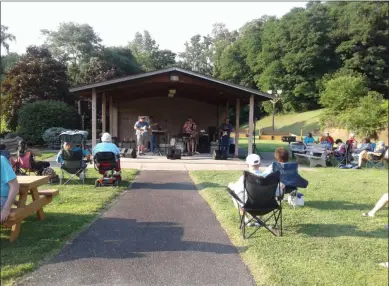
[136, 126, 148, 136]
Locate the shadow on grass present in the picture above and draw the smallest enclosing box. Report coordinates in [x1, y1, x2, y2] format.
[306, 200, 372, 211]
[296, 223, 388, 238]
[194, 182, 227, 191]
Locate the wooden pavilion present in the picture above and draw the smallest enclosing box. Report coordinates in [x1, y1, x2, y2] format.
[69, 67, 274, 156]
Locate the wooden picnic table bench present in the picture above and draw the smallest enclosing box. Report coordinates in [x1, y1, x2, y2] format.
[1, 176, 59, 242]
[295, 143, 328, 167]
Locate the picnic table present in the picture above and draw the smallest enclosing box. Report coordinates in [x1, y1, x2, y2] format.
[1, 176, 59, 242]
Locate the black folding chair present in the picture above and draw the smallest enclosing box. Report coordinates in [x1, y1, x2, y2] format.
[60, 149, 87, 185]
[227, 171, 283, 238]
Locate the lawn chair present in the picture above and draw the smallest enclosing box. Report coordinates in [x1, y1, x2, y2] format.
[59, 149, 87, 185]
[365, 147, 388, 170]
[332, 142, 352, 167]
[227, 171, 282, 239]
[271, 162, 309, 209]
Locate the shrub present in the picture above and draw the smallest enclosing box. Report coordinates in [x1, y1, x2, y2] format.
[42, 127, 69, 145]
[340, 92, 388, 139]
[18, 100, 80, 145]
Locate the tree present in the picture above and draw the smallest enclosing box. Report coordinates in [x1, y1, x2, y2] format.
[329, 2, 389, 98]
[41, 22, 103, 84]
[129, 31, 176, 71]
[41, 22, 102, 64]
[1, 25, 16, 53]
[178, 34, 213, 75]
[0, 52, 20, 83]
[100, 46, 141, 75]
[1, 46, 74, 130]
[341, 92, 388, 139]
[77, 57, 122, 84]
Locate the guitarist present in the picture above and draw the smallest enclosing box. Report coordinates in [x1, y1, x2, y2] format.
[183, 116, 197, 155]
[219, 118, 234, 157]
[134, 116, 150, 156]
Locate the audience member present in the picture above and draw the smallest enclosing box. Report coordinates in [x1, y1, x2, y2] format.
[0, 155, 19, 223]
[346, 133, 358, 152]
[356, 141, 386, 168]
[354, 138, 371, 154]
[362, 193, 388, 217]
[320, 132, 334, 146]
[303, 132, 315, 145]
[333, 139, 346, 157]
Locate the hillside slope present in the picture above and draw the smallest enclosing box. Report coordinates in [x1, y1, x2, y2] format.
[242, 109, 323, 135]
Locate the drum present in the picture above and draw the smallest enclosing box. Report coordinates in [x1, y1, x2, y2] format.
[174, 141, 186, 153]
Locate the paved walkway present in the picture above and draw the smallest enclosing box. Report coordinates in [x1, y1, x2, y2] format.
[20, 171, 255, 286]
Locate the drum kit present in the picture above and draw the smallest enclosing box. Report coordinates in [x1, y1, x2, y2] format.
[170, 133, 196, 155]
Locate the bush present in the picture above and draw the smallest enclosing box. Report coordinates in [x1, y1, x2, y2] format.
[18, 100, 80, 145]
[42, 127, 69, 145]
[340, 92, 388, 139]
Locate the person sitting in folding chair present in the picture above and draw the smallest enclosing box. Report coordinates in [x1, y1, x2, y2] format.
[56, 142, 90, 184]
[262, 147, 308, 191]
[227, 155, 283, 238]
[228, 154, 281, 226]
[356, 141, 386, 169]
[92, 133, 121, 175]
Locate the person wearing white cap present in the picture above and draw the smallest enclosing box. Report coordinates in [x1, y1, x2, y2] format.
[92, 133, 121, 174]
[228, 154, 262, 207]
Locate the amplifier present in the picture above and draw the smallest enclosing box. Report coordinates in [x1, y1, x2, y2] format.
[167, 147, 181, 160]
[197, 144, 210, 153]
[198, 134, 209, 146]
[213, 150, 228, 160]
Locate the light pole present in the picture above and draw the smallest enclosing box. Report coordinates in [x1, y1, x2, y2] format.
[267, 89, 282, 132]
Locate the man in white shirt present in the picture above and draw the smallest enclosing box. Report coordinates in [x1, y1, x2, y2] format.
[228, 154, 263, 210]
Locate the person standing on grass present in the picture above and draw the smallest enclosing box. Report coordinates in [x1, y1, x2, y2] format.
[0, 155, 19, 223]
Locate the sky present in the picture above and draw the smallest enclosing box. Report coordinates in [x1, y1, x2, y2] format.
[1, 2, 306, 55]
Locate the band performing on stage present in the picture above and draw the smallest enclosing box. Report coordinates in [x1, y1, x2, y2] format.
[126, 115, 234, 158]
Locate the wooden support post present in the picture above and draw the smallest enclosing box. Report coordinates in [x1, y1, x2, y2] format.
[92, 88, 97, 149]
[109, 96, 113, 135]
[248, 95, 254, 154]
[77, 100, 81, 115]
[235, 98, 240, 158]
[102, 93, 106, 133]
[225, 101, 229, 119]
[112, 102, 118, 137]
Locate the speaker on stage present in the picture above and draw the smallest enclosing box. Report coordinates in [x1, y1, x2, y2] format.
[167, 147, 181, 160]
[120, 148, 137, 158]
[212, 150, 228, 160]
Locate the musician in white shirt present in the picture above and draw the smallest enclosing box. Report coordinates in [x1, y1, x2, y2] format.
[134, 116, 150, 155]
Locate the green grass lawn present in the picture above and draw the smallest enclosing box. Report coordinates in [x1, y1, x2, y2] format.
[190, 168, 388, 286]
[0, 169, 137, 286]
[34, 151, 56, 161]
[238, 138, 289, 153]
[241, 109, 323, 135]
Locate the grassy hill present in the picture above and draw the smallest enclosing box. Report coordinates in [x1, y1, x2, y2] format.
[241, 109, 323, 136]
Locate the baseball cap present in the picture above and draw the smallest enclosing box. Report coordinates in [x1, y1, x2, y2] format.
[101, 133, 112, 142]
[246, 154, 261, 166]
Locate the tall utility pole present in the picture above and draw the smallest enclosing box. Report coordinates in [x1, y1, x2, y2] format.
[267, 89, 282, 131]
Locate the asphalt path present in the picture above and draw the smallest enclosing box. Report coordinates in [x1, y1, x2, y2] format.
[20, 171, 255, 286]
